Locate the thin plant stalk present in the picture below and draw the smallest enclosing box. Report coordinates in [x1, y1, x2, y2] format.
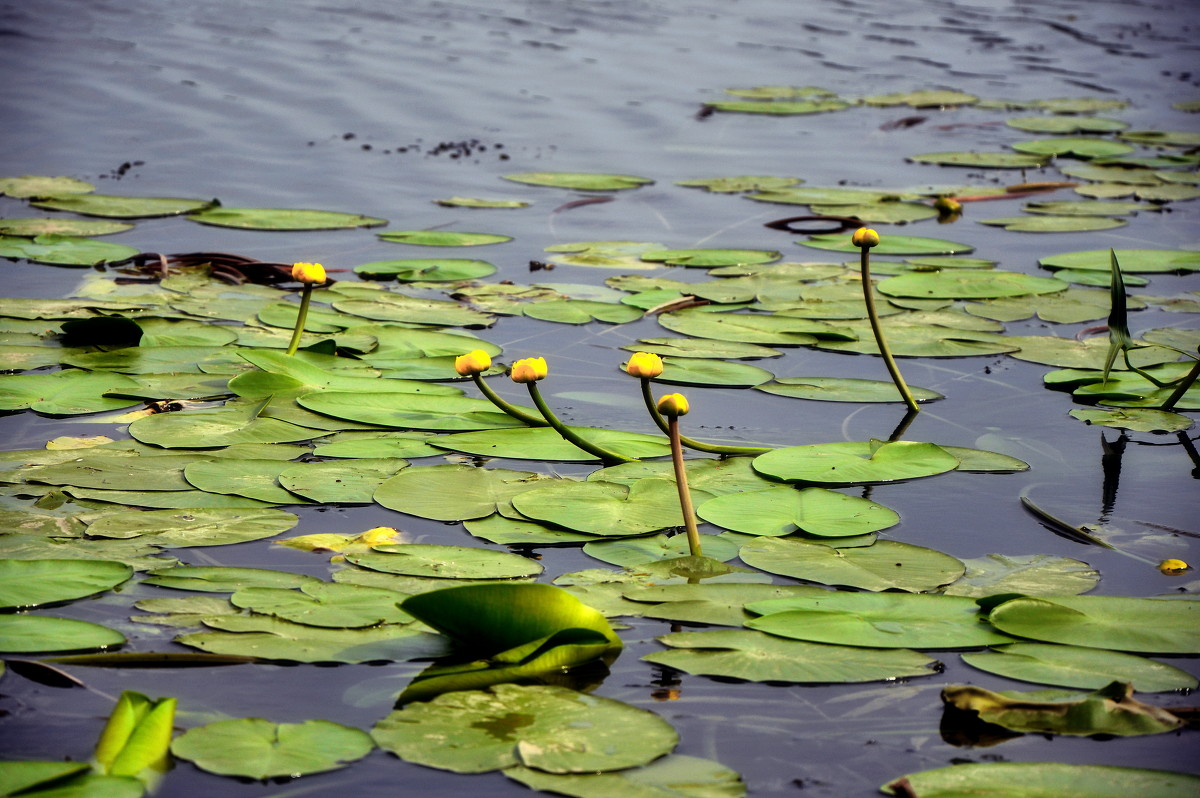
[1161, 355, 1200, 412]
[638, 378, 770, 455]
[526, 382, 637, 465]
[472, 373, 549, 426]
[284, 284, 314, 357]
[666, 415, 703, 557]
[858, 241, 920, 413]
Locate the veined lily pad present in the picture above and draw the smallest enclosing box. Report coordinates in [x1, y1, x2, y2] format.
[171, 718, 374, 779]
[988, 595, 1200, 654]
[373, 465, 553, 520]
[0, 370, 143, 414]
[332, 295, 494, 327]
[504, 755, 745, 798]
[655, 358, 774, 388]
[142, 565, 319, 593]
[512, 479, 709, 537]
[909, 152, 1047, 168]
[278, 459, 407, 504]
[584, 533, 741, 567]
[1039, 248, 1200, 273]
[346, 543, 543, 580]
[1012, 138, 1135, 159]
[0, 175, 95, 197]
[465, 515, 595, 546]
[977, 216, 1127, 232]
[943, 554, 1099, 597]
[502, 172, 653, 191]
[962, 643, 1198, 693]
[878, 270, 1069, 299]
[1069, 407, 1193, 433]
[801, 233, 973, 255]
[865, 90, 978, 107]
[696, 487, 898, 537]
[128, 402, 318, 448]
[0, 614, 125, 653]
[0, 559, 132, 608]
[376, 230, 512, 246]
[675, 175, 802, 193]
[644, 629, 937, 684]
[371, 684, 678, 774]
[314, 430, 442, 459]
[0, 218, 133, 237]
[354, 258, 497, 281]
[752, 440, 959, 485]
[640, 249, 781, 268]
[739, 536, 965, 592]
[882, 762, 1200, 798]
[298, 390, 522, 431]
[231, 582, 412, 628]
[188, 207, 386, 230]
[522, 299, 643, 324]
[1006, 116, 1128, 133]
[30, 194, 213, 218]
[756, 377, 943, 403]
[85, 508, 298, 547]
[0, 234, 140, 266]
[746, 591, 1009, 648]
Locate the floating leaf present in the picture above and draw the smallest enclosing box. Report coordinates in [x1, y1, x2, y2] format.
[141, 565, 319, 593]
[0, 218, 132, 237]
[962, 643, 1198, 693]
[30, 194, 212, 218]
[746, 591, 1005, 647]
[655, 358, 774, 388]
[883, 762, 1200, 798]
[756, 377, 943, 403]
[522, 299, 642, 324]
[977, 215, 1126, 232]
[697, 487, 898, 537]
[703, 99, 847, 115]
[512, 479, 709, 537]
[676, 175, 802, 193]
[584, 533, 740, 567]
[231, 582, 412, 628]
[0, 175, 95, 197]
[752, 440, 960, 484]
[943, 554, 1099, 597]
[864, 90, 978, 107]
[354, 258, 497, 281]
[1118, 129, 1200, 147]
[504, 755, 745, 798]
[0, 559, 132, 608]
[171, 718, 374, 779]
[909, 152, 1047, 168]
[1006, 116, 1128, 133]
[0, 614, 125, 653]
[374, 465, 552, 520]
[128, 402, 317, 448]
[1012, 138, 1135, 159]
[277, 459, 407, 504]
[0, 234, 140, 267]
[86, 509, 298, 547]
[657, 308, 845, 345]
[878, 270, 1069, 298]
[345, 543, 543, 580]
[640, 249, 781, 268]
[800, 233, 973, 255]
[987, 595, 1200, 654]
[377, 230, 512, 246]
[0, 370, 143, 414]
[502, 172, 653, 190]
[465, 515, 595, 546]
[188, 207, 386, 230]
[623, 337, 782, 359]
[432, 426, 671, 462]
[1069, 407, 1193, 433]
[434, 197, 530, 208]
[372, 684, 678, 774]
[739, 537, 964, 592]
[298, 390, 520, 431]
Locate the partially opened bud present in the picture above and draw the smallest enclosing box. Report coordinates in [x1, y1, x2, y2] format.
[657, 392, 690, 417]
[851, 228, 880, 249]
[1159, 558, 1189, 575]
[454, 350, 492, 376]
[934, 196, 962, 216]
[510, 356, 548, 383]
[626, 352, 664, 379]
[291, 262, 326, 284]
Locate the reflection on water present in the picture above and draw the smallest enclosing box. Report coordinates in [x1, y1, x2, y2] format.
[1, 0, 1198, 795]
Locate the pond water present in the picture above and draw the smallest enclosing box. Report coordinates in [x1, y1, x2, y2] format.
[1, 0, 1198, 795]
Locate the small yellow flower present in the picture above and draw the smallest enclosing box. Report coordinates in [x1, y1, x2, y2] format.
[291, 262, 326, 284]
[1159, 559, 1190, 575]
[454, 350, 493, 376]
[355, 526, 404, 546]
[657, 392, 690, 417]
[510, 356, 548, 383]
[934, 196, 962, 215]
[626, 352, 664, 379]
[851, 228, 880, 249]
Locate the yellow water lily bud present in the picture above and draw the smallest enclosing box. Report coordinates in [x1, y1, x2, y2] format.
[626, 352, 664, 379]
[851, 228, 880, 249]
[454, 349, 493, 376]
[356, 526, 404, 546]
[291, 262, 326, 284]
[657, 392, 690, 417]
[934, 196, 962, 215]
[510, 356, 548, 383]
[1159, 559, 1189, 575]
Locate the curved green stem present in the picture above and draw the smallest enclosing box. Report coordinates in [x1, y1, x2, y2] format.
[667, 417, 703, 557]
[1161, 354, 1200, 412]
[639, 379, 771, 456]
[285, 284, 314, 356]
[526, 382, 637, 464]
[471, 374, 549, 426]
[860, 247, 921, 414]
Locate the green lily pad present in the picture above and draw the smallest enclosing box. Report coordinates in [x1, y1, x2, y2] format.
[1040, 248, 1200, 273]
[882, 762, 1200, 798]
[640, 249, 781, 268]
[376, 230, 512, 246]
[0, 175, 95, 197]
[373, 465, 554, 520]
[128, 402, 318, 448]
[434, 197, 530, 208]
[625, 337, 782, 359]
[30, 194, 212, 218]
[756, 377, 943, 403]
[977, 215, 1127, 232]
[584, 533, 741, 567]
[513, 479, 708, 537]
[354, 258, 497, 280]
[1006, 116, 1129, 134]
[943, 554, 1100, 597]
[878, 270, 1069, 298]
[504, 755, 745, 798]
[0, 218, 133, 237]
[909, 152, 1048, 168]
[188, 207, 386, 230]
[962, 643, 1198, 693]
[703, 99, 848, 115]
[522, 299, 643, 324]
[502, 172, 653, 191]
[655, 358, 774, 388]
[0, 234, 140, 266]
[739, 536, 965, 592]
[231, 581, 412, 628]
[645, 628, 937, 683]
[752, 440, 960, 485]
[465, 515, 595, 546]
[676, 175, 802, 193]
[298, 390, 522, 431]
[864, 90, 978, 107]
[1069, 407, 1193, 433]
[171, 718, 374, 779]
[313, 430, 442, 459]
[346, 543, 543, 580]
[747, 591, 1009, 648]
[1118, 129, 1200, 147]
[0, 370, 143, 414]
[1024, 200, 1147, 216]
[988, 595, 1200, 654]
[657, 307, 845, 345]
[277, 459, 407, 504]
[724, 86, 836, 99]
[0, 559, 132, 608]
[372, 684, 678, 774]
[0, 614, 125, 653]
[808, 201, 939, 224]
[801, 233, 974, 255]
[697, 487, 898, 537]
[85, 508, 298, 547]
[331, 295, 494, 327]
[1012, 138, 1135, 159]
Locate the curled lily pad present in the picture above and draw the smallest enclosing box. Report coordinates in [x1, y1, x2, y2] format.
[188, 207, 386, 230]
[171, 718, 374, 779]
[376, 230, 512, 246]
[502, 172, 653, 191]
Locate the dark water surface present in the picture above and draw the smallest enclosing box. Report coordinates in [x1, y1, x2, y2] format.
[1, 0, 1198, 795]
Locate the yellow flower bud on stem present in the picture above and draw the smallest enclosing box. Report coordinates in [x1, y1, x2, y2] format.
[285, 263, 325, 357]
[637, 377, 770, 456]
[472, 372, 549, 427]
[855, 229, 921, 414]
[660, 396, 703, 558]
[523, 372, 637, 465]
